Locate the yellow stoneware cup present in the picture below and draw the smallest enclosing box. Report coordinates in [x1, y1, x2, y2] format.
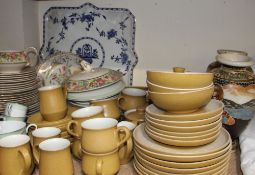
[117, 88, 148, 111]
[67, 106, 104, 138]
[117, 121, 136, 164]
[81, 118, 131, 154]
[82, 148, 120, 175]
[36, 138, 74, 175]
[91, 96, 121, 119]
[31, 127, 61, 165]
[39, 85, 67, 121]
[0, 134, 34, 175]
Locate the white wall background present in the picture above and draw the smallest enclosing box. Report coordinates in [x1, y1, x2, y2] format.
[1, 0, 255, 85]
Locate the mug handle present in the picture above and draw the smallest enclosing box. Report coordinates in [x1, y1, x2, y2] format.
[120, 137, 133, 162]
[18, 147, 32, 172]
[26, 124, 37, 134]
[96, 159, 103, 175]
[32, 144, 40, 165]
[117, 96, 125, 109]
[67, 120, 80, 138]
[24, 47, 38, 67]
[77, 141, 82, 159]
[116, 126, 130, 148]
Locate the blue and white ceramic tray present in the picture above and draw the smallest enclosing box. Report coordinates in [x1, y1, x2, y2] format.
[39, 3, 138, 85]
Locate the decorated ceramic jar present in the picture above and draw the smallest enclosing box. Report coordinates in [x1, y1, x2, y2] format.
[66, 61, 123, 92]
[208, 50, 255, 139]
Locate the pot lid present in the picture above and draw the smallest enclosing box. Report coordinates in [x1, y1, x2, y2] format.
[67, 61, 123, 92]
[216, 53, 254, 67]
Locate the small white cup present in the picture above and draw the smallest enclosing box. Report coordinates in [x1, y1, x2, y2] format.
[4, 103, 28, 118]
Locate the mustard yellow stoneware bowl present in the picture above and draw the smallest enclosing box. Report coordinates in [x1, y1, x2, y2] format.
[148, 86, 214, 113]
[147, 80, 214, 93]
[147, 70, 213, 89]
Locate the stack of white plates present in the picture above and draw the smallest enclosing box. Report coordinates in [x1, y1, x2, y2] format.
[133, 123, 232, 175]
[0, 67, 40, 115]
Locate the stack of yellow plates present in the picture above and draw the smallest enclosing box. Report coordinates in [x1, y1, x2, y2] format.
[27, 106, 78, 141]
[133, 123, 231, 175]
[145, 99, 224, 146]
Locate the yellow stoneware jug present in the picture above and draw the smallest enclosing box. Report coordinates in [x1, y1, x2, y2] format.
[39, 85, 67, 121]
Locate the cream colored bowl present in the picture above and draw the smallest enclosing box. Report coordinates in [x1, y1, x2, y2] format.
[146, 111, 222, 127]
[145, 116, 221, 132]
[147, 80, 214, 93]
[147, 70, 213, 89]
[148, 86, 214, 113]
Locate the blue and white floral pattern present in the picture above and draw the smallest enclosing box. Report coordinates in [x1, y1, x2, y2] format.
[39, 3, 138, 85]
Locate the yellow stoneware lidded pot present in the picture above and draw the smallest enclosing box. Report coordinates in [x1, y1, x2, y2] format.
[147, 67, 213, 89]
[38, 85, 67, 121]
[81, 118, 131, 154]
[36, 138, 74, 175]
[0, 134, 34, 175]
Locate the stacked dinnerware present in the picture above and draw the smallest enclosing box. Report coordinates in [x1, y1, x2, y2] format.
[0, 47, 40, 115]
[66, 61, 125, 107]
[132, 67, 232, 175]
[133, 123, 232, 175]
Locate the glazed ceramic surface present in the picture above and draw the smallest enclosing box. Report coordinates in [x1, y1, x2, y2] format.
[37, 52, 83, 86]
[67, 66, 123, 92]
[133, 123, 231, 156]
[0, 135, 34, 175]
[147, 70, 213, 89]
[39, 3, 138, 85]
[209, 51, 255, 138]
[148, 86, 214, 113]
[67, 80, 125, 101]
[134, 148, 231, 169]
[146, 99, 224, 121]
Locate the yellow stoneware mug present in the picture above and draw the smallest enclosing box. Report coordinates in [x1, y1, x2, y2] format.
[35, 138, 74, 175]
[82, 148, 120, 175]
[117, 88, 147, 111]
[91, 96, 121, 119]
[81, 118, 131, 154]
[67, 106, 104, 138]
[39, 85, 67, 121]
[31, 127, 61, 165]
[117, 121, 136, 164]
[0, 134, 34, 175]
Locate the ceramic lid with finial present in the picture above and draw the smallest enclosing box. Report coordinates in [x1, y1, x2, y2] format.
[66, 60, 123, 92]
[216, 50, 254, 67]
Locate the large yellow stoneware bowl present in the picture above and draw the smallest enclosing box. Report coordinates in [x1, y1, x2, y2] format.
[147, 71, 213, 89]
[147, 80, 213, 93]
[148, 85, 214, 113]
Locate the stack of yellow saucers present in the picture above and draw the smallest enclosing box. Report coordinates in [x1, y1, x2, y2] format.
[133, 123, 232, 175]
[145, 99, 224, 146]
[27, 105, 77, 141]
